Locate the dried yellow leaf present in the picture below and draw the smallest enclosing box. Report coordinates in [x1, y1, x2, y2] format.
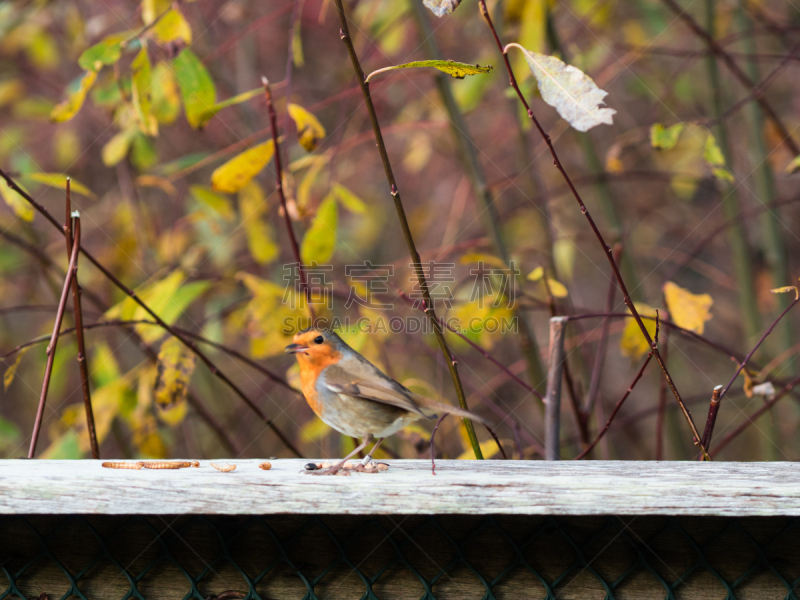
[288, 104, 325, 152]
[663, 281, 713, 334]
[620, 303, 659, 360]
[211, 140, 274, 193]
[770, 286, 799, 301]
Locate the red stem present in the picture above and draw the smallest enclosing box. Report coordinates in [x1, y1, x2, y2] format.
[262, 78, 314, 318]
[575, 317, 660, 460]
[29, 216, 80, 458]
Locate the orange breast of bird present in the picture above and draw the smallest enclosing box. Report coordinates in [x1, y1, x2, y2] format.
[298, 346, 342, 418]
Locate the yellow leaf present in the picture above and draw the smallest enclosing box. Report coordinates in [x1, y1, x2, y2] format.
[151, 62, 181, 124]
[0, 177, 34, 221]
[546, 278, 568, 298]
[332, 183, 367, 214]
[102, 129, 136, 166]
[784, 155, 800, 175]
[154, 337, 196, 408]
[28, 173, 96, 199]
[150, 8, 192, 44]
[131, 46, 156, 135]
[288, 104, 325, 152]
[367, 60, 493, 82]
[460, 252, 507, 269]
[4, 347, 28, 391]
[620, 303, 659, 360]
[296, 155, 328, 210]
[157, 399, 189, 426]
[301, 193, 338, 264]
[527, 266, 544, 281]
[239, 181, 279, 264]
[50, 70, 97, 123]
[457, 439, 514, 460]
[211, 140, 274, 193]
[663, 281, 713, 334]
[770, 286, 799, 301]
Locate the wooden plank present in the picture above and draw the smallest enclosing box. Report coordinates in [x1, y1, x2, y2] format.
[1, 460, 799, 516]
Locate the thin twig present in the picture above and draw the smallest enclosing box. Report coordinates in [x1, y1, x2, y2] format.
[29, 215, 80, 458]
[655, 331, 669, 461]
[482, 423, 508, 460]
[699, 385, 723, 459]
[333, 0, 482, 459]
[584, 245, 620, 415]
[64, 187, 99, 459]
[408, 0, 545, 390]
[478, 0, 710, 460]
[719, 297, 800, 400]
[575, 315, 660, 460]
[0, 167, 302, 458]
[430, 414, 447, 475]
[659, 0, 799, 157]
[262, 77, 313, 317]
[711, 374, 800, 456]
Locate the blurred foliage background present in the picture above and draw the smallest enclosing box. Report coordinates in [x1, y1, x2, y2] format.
[0, 0, 798, 462]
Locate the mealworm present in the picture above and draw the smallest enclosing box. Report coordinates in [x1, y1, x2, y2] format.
[102, 461, 143, 470]
[258, 462, 272, 470]
[190, 460, 200, 468]
[210, 463, 236, 472]
[141, 461, 186, 470]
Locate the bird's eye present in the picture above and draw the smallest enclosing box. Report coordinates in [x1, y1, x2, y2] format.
[314, 335, 324, 344]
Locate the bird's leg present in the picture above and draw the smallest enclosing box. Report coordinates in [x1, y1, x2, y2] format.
[317, 434, 373, 475]
[360, 438, 384, 466]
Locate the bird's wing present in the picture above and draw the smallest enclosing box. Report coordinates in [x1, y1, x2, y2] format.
[322, 364, 489, 424]
[322, 364, 428, 417]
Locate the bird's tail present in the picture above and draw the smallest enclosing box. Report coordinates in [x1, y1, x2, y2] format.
[411, 393, 492, 426]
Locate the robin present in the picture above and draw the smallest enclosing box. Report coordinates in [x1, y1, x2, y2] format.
[285, 328, 488, 474]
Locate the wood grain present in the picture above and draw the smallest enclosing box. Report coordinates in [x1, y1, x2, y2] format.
[2, 460, 800, 516]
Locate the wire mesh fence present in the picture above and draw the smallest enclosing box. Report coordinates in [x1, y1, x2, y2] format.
[2, 513, 799, 600]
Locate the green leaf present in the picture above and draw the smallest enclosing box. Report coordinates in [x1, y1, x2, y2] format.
[156, 152, 209, 175]
[27, 173, 96, 199]
[190, 185, 235, 221]
[650, 123, 684, 150]
[78, 38, 122, 71]
[422, 0, 462, 17]
[367, 60, 492, 82]
[173, 48, 216, 129]
[105, 272, 210, 344]
[210, 140, 274, 193]
[507, 44, 615, 132]
[131, 133, 158, 171]
[301, 193, 338, 264]
[195, 87, 261, 129]
[711, 167, 735, 183]
[0, 177, 34, 221]
[50, 70, 97, 122]
[332, 183, 366, 213]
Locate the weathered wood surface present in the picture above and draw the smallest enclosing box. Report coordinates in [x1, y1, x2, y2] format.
[1, 460, 799, 516]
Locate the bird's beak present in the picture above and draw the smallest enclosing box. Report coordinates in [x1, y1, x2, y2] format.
[285, 343, 308, 354]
